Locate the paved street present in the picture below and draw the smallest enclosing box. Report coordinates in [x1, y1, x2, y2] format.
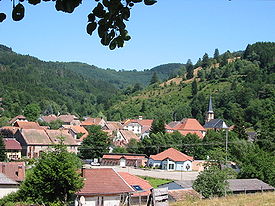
[89, 165, 199, 181]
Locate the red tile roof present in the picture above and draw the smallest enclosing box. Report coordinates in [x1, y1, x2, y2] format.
[14, 121, 43, 130]
[178, 131, 204, 139]
[119, 130, 139, 142]
[4, 138, 22, 150]
[150, 148, 193, 162]
[118, 172, 152, 196]
[81, 117, 104, 126]
[0, 162, 25, 182]
[40, 115, 57, 123]
[172, 119, 206, 131]
[45, 129, 78, 145]
[102, 154, 147, 160]
[62, 125, 89, 140]
[58, 115, 77, 123]
[9, 115, 26, 124]
[77, 168, 134, 196]
[124, 119, 153, 127]
[20, 129, 52, 145]
[0, 126, 19, 135]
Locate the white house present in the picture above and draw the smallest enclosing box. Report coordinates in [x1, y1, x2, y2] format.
[123, 118, 153, 139]
[75, 168, 134, 206]
[148, 148, 193, 171]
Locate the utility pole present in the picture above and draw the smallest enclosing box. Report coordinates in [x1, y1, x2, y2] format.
[225, 128, 229, 163]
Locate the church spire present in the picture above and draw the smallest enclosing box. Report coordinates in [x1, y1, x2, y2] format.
[205, 95, 214, 122]
[208, 95, 213, 113]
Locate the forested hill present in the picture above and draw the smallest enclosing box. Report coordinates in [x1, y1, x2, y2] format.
[106, 42, 275, 131]
[61, 62, 184, 88]
[0, 45, 118, 117]
[0, 44, 183, 118]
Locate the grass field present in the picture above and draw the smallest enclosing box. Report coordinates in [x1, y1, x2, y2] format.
[172, 192, 275, 206]
[139, 176, 171, 188]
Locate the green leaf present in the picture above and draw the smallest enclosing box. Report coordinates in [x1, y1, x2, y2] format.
[12, 3, 25, 21]
[144, 0, 157, 6]
[86, 22, 97, 35]
[109, 39, 117, 50]
[132, 0, 142, 2]
[87, 13, 95, 22]
[0, 13, 6, 22]
[93, 3, 105, 18]
[28, 0, 41, 5]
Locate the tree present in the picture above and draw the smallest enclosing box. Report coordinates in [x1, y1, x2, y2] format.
[214, 48, 220, 62]
[78, 125, 110, 159]
[112, 146, 127, 153]
[18, 140, 83, 205]
[0, 0, 157, 50]
[193, 165, 230, 198]
[150, 72, 159, 85]
[256, 114, 275, 154]
[0, 133, 6, 161]
[202, 53, 210, 68]
[23, 103, 41, 121]
[186, 59, 194, 79]
[150, 119, 165, 135]
[191, 79, 198, 96]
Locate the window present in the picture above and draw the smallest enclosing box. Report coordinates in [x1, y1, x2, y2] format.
[169, 164, 174, 170]
[132, 185, 143, 191]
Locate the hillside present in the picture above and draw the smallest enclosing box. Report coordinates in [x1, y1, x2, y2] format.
[0, 45, 118, 118]
[172, 192, 275, 206]
[0, 45, 184, 118]
[62, 62, 184, 88]
[106, 42, 275, 130]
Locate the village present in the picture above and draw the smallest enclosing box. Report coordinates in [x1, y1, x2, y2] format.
[0, 96, 274, 206]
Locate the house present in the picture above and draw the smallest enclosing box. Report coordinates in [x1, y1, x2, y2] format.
[118, 172, 152, 204]
[81, 117, 106, 127]
[15, 128, 78, 158]
[58, 114, 79, 125]
[148, 148, 193, 171]
[0, 173, 19, 199]
[15, 129, 53, 158]
[166, 119, 206, 139]
[102, 121, 123, 131]
[228, 179, 275, 194]
[113, 130, 139, 147]
[0, 126, 19, 138]
[158, 180, 193, 191]
[39, 114, 58, 123]
[14, 121, 44, 130]
[101, 153, 147, 167]
[0, 162, 25, 182]
[45, 129, 78, 154]
[204, 96, 229, 130]
[62, 125, 89, 141]
[123, 117, 153, 139]
[75, 168, 134, 206]
[8, 115, 27, 126]
[4, 138, 22, 160]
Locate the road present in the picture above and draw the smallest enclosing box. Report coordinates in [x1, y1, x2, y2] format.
[88, 165, 199, 181]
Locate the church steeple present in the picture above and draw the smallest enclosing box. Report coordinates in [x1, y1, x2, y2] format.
[206, 95, 214, 122]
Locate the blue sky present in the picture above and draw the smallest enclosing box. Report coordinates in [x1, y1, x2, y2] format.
[0, 0, 275, 70]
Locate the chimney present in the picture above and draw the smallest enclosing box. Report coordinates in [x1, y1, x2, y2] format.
[17, 165, 24, 181]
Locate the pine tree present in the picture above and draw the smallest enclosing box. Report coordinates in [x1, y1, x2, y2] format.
[186, 59, 194, 79]
[150, 72, 159, 85]
[214, 48, 220, 62]
[191, 79, 198, 96]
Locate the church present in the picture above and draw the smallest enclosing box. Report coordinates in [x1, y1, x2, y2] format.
[203, 96, 228, 130]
